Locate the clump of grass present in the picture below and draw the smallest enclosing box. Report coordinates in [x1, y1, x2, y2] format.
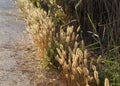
[17, 0, 53, 58]
[56, 45, 99, 86]
[53, 26, 110, 86]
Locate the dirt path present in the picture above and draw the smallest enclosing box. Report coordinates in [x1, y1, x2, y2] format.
[0, 0, 31, 85]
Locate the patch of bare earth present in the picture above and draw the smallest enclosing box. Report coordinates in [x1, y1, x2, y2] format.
[17, 45, 67, 86]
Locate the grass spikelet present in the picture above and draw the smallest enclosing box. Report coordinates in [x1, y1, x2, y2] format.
[104, 78, 109, 86]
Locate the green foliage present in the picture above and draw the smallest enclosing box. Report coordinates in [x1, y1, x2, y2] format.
[46, 39, 66, 69]
[102, 50, 120, 86]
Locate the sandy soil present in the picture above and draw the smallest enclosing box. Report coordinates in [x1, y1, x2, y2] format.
[0, 0, 31, 85]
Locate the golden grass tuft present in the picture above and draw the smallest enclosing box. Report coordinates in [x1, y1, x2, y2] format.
[53, 26, 100, 86]
[17, 0, 53, 58]
[54, 26, 111, 86]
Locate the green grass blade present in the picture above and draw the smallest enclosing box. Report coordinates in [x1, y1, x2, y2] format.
[87, 13, 97, 33]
